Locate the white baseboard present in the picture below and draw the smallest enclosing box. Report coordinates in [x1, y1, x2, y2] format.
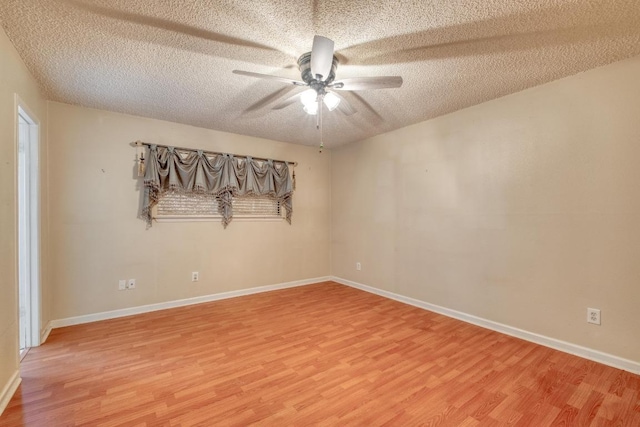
[332, 276, 640, 375]
[0, 370, 21, 416]
[40, 321, 52, 344]
[51, 276, 331, 329]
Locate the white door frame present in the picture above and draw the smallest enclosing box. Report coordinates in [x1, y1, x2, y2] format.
[15, 94, 41, 350]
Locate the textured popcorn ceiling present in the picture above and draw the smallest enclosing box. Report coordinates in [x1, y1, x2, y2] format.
[1, 0, 639, 148]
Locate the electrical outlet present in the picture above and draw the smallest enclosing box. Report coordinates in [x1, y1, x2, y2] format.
[587, 308, 601, 325]
[356, 262, 361, 271]
[192, 272, 199, 282]
[118, 279, 126, 291]
[127, 279, 136, 290]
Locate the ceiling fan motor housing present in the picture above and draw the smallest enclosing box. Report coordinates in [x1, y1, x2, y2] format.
[298, 52, 339, 89]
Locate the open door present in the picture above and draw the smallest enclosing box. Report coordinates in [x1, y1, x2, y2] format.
[17, 98, 41, 357]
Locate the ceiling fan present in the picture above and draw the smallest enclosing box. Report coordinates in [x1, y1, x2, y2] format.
[232, 35, 403, 150]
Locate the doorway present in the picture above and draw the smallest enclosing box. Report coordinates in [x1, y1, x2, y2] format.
[17, 98, 41, 357]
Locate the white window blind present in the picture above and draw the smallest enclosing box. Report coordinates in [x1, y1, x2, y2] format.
[155, 191, 281, 221]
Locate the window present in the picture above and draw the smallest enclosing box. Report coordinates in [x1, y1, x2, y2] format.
[140, 144, 294, 227]
[155, 191, 282, 222]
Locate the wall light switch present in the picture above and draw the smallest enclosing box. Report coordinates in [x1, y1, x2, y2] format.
[118, 279, 126, 291]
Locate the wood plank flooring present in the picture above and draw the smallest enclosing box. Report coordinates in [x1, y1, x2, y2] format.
[1, 281, 639, 426]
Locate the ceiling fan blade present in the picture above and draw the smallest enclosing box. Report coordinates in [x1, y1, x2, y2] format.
[328, 91, 357, 116]
[66, 0, 288, 66]
[242, 86, 298, 115]
[332, 76, 403, 91]
[272, 92, 303, 110]
[310, 35, 335, 80]
[348, 92, 384, 123]
[232, 70, 306, 86]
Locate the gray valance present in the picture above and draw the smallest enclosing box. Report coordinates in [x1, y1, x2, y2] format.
[141, 145, 293, 227]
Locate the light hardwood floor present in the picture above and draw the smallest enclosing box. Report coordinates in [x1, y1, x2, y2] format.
[1, 282, 639, 426]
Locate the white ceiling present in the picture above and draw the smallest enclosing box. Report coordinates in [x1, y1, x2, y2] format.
[1, 0, 639, 148]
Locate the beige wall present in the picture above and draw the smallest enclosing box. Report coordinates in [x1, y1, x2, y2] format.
[331, 56, 640, 363]
[47, 102, 331, 320]
[0, 28, 49, 397]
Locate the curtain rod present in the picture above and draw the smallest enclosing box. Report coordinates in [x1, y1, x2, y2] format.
[133, 141, 297, 167]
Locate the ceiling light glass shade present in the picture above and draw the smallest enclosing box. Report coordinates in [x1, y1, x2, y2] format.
[300, 89, 318, 107]
[323, 92, 340, 111]
[303, 102, 318, 115]
[300, 89, 319, 115]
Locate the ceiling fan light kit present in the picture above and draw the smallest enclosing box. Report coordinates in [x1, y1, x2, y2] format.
[300, 89, 340, 115]
[233, 35, 403, 150]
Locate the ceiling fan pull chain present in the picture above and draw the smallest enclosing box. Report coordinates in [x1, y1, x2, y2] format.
[316, 92, 320, 130]
[319, 95, 324, 153]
